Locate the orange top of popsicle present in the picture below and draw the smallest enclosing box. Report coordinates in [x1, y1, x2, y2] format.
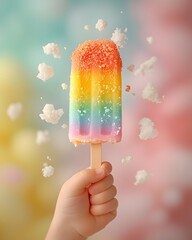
[71, 39, 122, 71]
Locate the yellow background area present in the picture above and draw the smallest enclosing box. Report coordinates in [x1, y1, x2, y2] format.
[0, 59, 59, 239]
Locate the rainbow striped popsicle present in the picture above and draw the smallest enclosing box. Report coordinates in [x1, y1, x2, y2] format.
[69, 40, 122, 167]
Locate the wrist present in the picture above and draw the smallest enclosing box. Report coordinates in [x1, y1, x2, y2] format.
[46, 214, 86, 240]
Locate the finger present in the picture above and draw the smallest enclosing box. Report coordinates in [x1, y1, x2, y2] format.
[89, 174, 114, 195]
[90, 198, 118, 216]
[100, 161, 112, 175]
[61, 167, 106, 197]
[90, 185, 117, 205]
[95, 211, 117, 230]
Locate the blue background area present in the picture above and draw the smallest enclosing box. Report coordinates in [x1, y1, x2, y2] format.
[0, 0, 139, 128]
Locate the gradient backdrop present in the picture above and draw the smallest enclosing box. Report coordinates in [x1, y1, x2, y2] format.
[0, 0, 192, 239]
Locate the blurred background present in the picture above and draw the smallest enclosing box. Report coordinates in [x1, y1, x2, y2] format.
[0, 0, 192, 239]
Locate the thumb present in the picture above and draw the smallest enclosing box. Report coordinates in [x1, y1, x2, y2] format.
[62, 167, 105, 197]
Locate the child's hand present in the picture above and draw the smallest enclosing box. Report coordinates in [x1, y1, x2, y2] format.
[46, 161, 118, 240]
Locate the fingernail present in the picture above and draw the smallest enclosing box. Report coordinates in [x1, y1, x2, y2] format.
[95, 168, 104, 175]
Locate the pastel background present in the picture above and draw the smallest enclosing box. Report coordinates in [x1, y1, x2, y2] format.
[0, 0, 192, 239]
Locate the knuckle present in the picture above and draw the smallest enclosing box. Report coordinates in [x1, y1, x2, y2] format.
[107, 174, 114, 185]
[113, 198, 118, 208]
[91, 185, 117, 204]
[111, 185, 117, 197]
[91, 198, 118, 215]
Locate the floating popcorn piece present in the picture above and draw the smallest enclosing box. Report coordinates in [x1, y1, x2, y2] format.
[61, 123, 68, 129]
[84, 24, 91, 31]
[64, 47, 67, 50]
[134, 169, 151, 185]
[121, 155, 133, 164]
[134, 56, 157, 76]
[61, 83, 68, 90]
[95, 19, 108, 31]
[139, 117, 159, 140]
[7, 102, 23, 120]
[111, 27, 127, 48]
[142, 82, 162, 103]
[127, 64, 135, 72]
[36, 130, 50, 145]
[37, 63, 54, 81]
[39, 104, 64, 124]
[43, 43, 61, 58]
[124, 27, 128, 33]
[146, 36, 154, 45]
[42, 163, 54, 177]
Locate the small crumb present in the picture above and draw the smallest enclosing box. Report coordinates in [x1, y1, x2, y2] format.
[124, 27, 128, 33]
[61, 123, 68, 129]
[125, 85, 131, 92]
[95, 19, 108, 31]
[121, 155, 133, 164]
[37, 63, 54, 81]
[142, 82, 162, 103]
[42, 163, 54, 177]
[134, 169, 151, 185]
[146, 36, 154, 45]
[134, 56, 157, 76]
[7, 102, 22, 120]
[61, 83, 68, 90]
[120, 10, 123, 14]
[39, 104, 64, 124]
[111, 27, 127, 48]
[139, 117, 159, 140]
[43, 43, 61, 58]
[36, 130, 50, 145]
[64, 47, 67, 50]
[40, 97, 43, 100]
[127, 64, 135, 72]
[84, 24, 91, 31]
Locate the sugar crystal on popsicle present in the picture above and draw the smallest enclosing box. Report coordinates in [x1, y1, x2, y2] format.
[69, 39, 122, 167]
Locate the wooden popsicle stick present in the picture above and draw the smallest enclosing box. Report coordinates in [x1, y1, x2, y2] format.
[90, 143, 102, 169]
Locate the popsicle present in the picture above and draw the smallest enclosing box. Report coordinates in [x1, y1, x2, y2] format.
[69, 39, 122, 168]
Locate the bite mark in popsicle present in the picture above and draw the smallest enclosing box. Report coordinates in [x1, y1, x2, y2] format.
[69, 40, 122, 168]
